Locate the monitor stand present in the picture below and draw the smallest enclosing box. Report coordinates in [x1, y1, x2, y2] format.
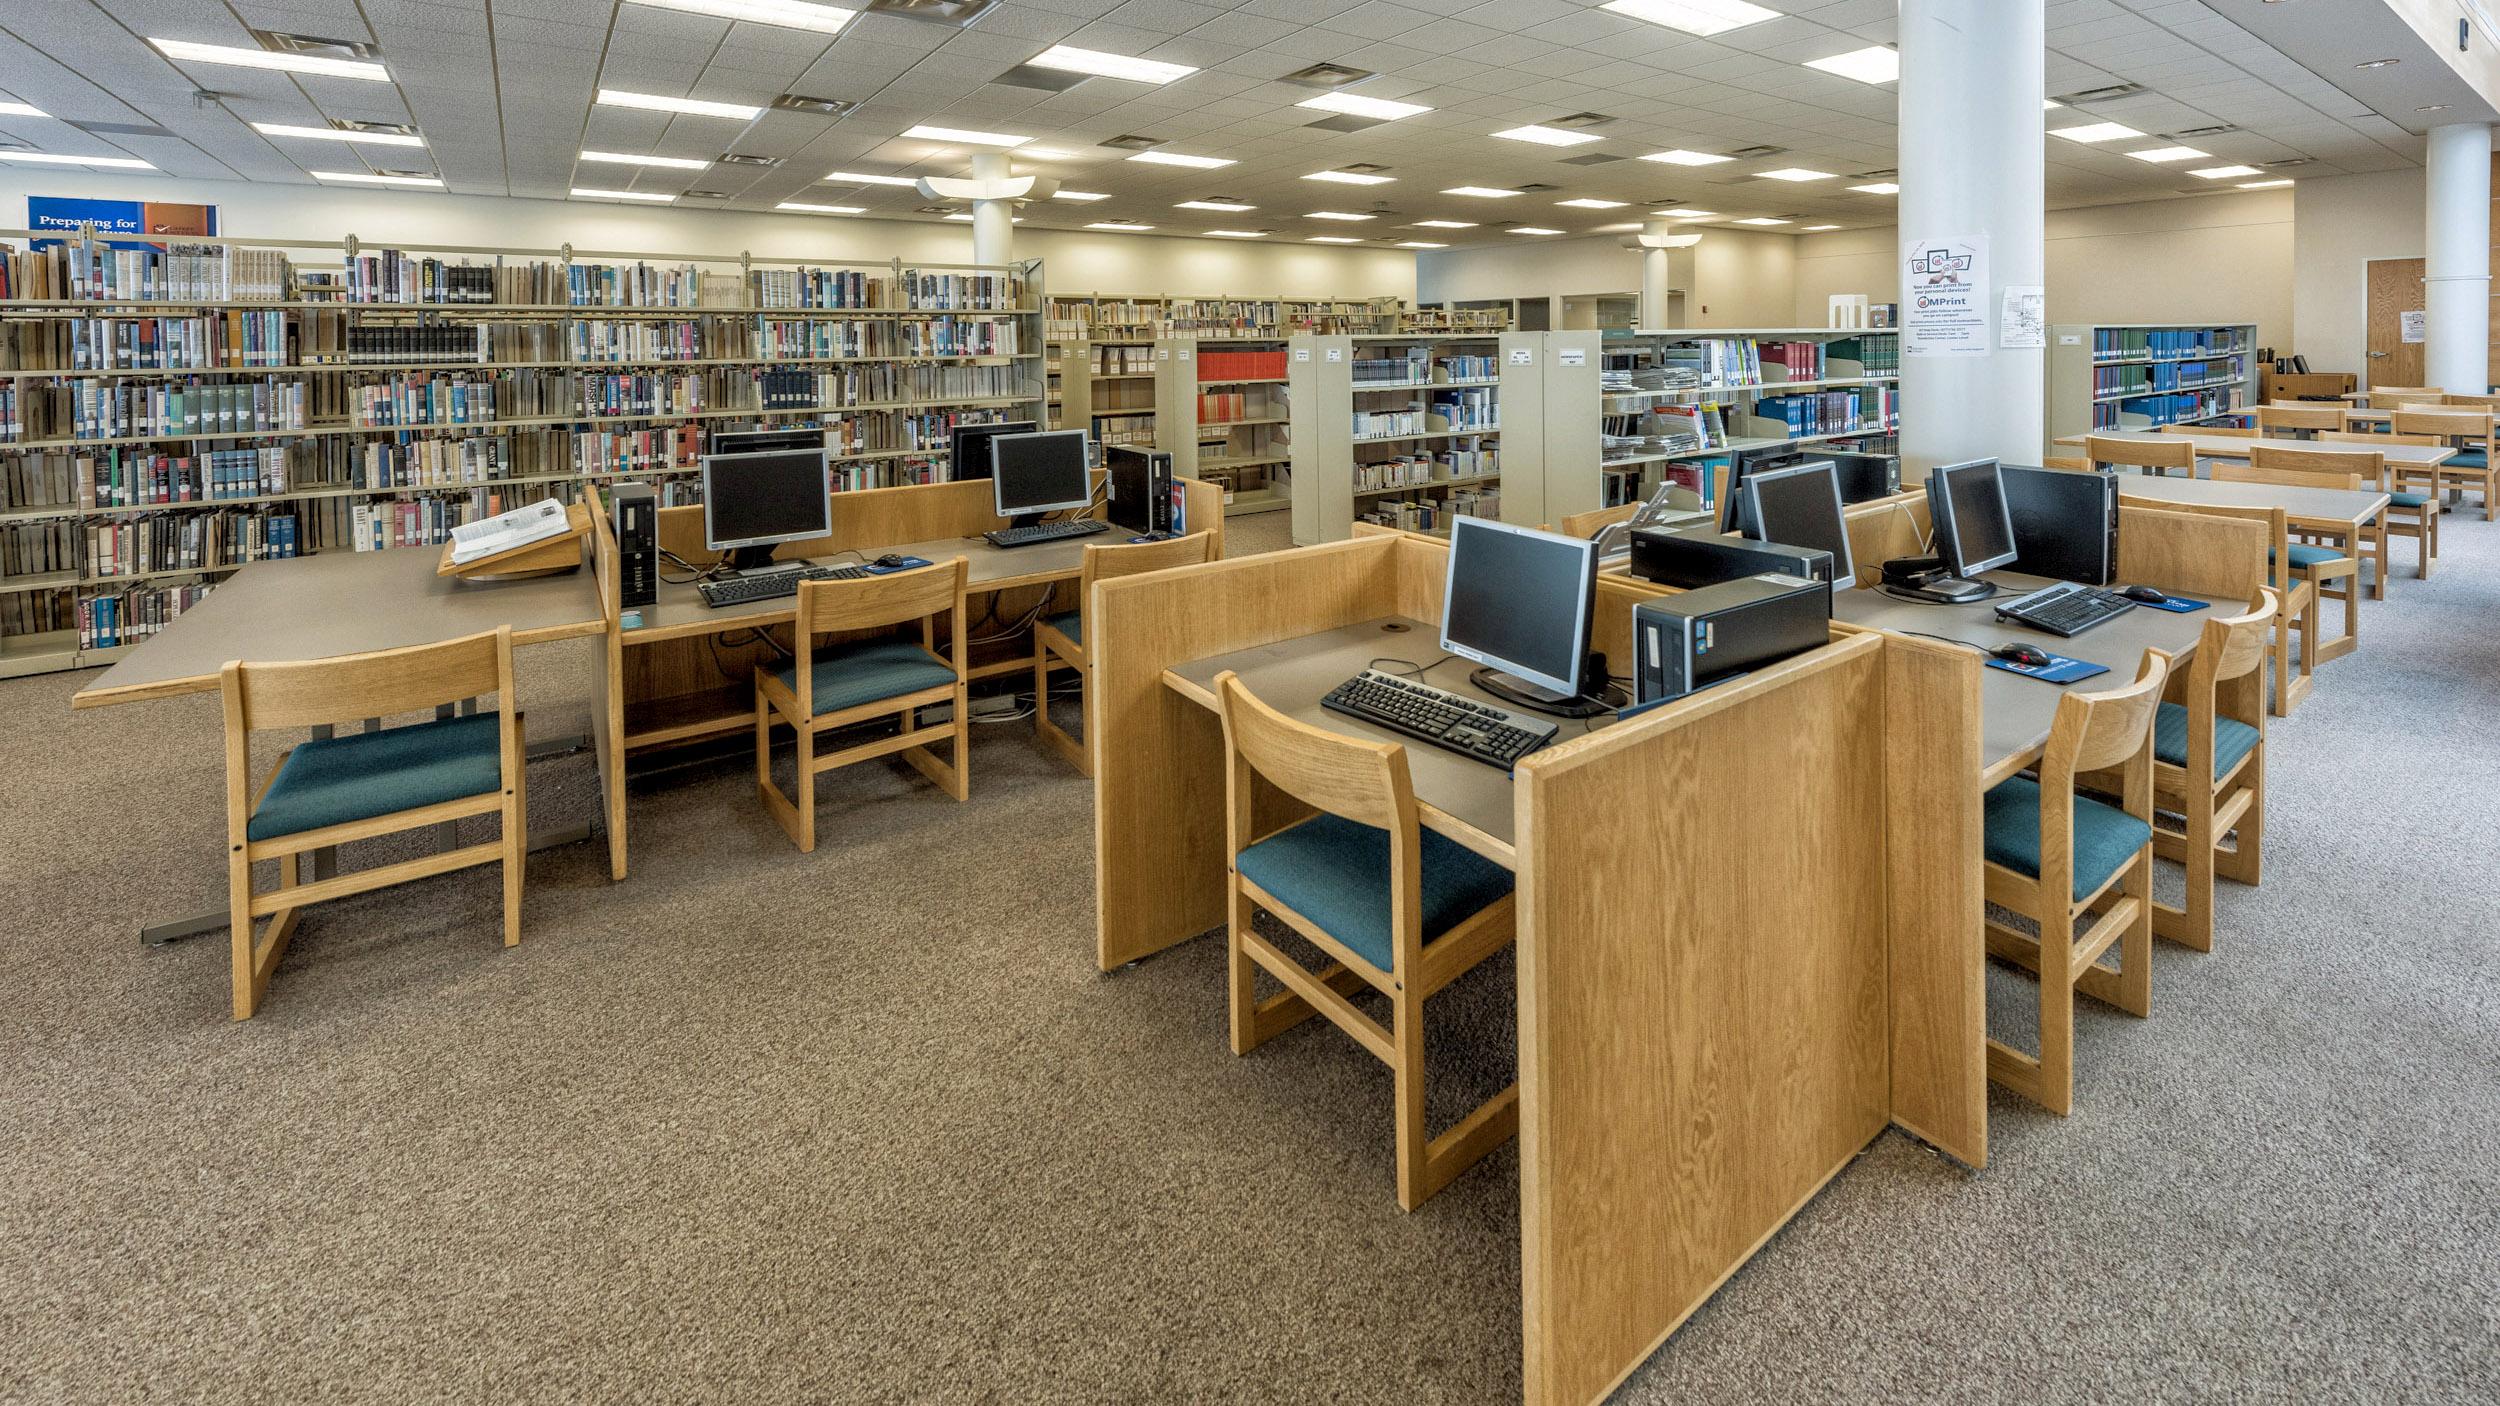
[1913, 576, 1997, 603]
[1006, 512, 1046, 530]
[1470, 665, 1612, 720]
[722, 545, 790, 575]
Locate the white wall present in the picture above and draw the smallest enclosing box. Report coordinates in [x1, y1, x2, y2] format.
[1793, 188, 2299, 352]
[0, 172, 1419, 301]
[2291, 170, 2428, 379]
[1416, 226, 1801, 327]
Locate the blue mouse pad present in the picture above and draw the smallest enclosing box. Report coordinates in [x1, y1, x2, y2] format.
[1986, 652, 2110, 684]
[2135, 594, 2208, 613]
[863, 555, 933, 575]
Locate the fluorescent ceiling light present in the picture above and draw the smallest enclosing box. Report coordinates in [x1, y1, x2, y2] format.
[1592, 222, 1641, 232]
[1028, 44, 1195, 84]
[149, 38, 387, 80]
[2125, 145, 2208, 163]
[1508, 226, 1564, 235]
[1443, 186, 1521, 198]
[1848, 182, 1898, 195]
[1088, 221, 1154, 231]
[1493, 125, 1602, 147]
[2238, 178, 2294, 189]
[1204, 229, 1266, 238]
[905, 124, 1030, 148]
[1600, 0, 1778, 37]
[1305, 169, 1395, 185]
[574, 186, 676, 202]
[1803, 224, 1840, 231]
[1804, 46, 1898, 84]
[1, 151, 155, 169]
[1756, 167, 1835, 182]
[1308, 236, 1364, 244]
[2189, 164, 2263, 179]
[0, 101, 48, 118]
[777, 200, 864, 213]
[1017, 148, 1079, 161]
[2051, 122, 2142, 144]
[1413, 220, 1478, 229]
[1732, 216, 1790, 225]
[313, 170, 441, 187]
[825, 171, 918, 187]
[1053, 189, 1111, 201]
[943, 213, 1021, 222]
[1176, 200, 1254, 211]
[2044, 100, 2063, 110]
[1129, 150, 1234, 169]
[252, 122, 424, 148]
[598, 88, 763, 120]
[1297, 92, 1432, 121]
[1642, 149, 1733, 166]
[1654, 207, 1713, 218]
[1306, 211, 1374, 221]
[1396, 241, 1447, 249]
[582, 149, 711, 170]
[1557, 198, 1627, 209]
[624, 0, 857, 33]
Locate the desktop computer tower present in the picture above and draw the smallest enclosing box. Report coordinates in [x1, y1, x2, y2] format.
[2000, 464, 2118, 585]
[611, 482, 658, 610]
[1633, 574, 1831, 705]
[1106, 446, 1175, 534]
[1628, 526, 1837, 591]
[1824, 451, 1900, 505]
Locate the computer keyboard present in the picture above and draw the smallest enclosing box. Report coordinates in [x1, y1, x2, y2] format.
[1995, 582, 2137, 638]
[698, 563, 865, 608]
[983, 518, 1110, 549]
[1322, 668, 1560, 770]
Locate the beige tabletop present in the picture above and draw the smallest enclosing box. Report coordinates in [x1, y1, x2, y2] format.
[2110, 472, 2390, 531]
[1832, 572, 2209, 783]
[72, 547, 608, 709]
[626, 532, 1101, 646]
[1162, 615, 1609, 862]
[2058, 429, 2454, 469]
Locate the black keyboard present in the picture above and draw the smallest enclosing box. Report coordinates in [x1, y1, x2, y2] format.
[1996, 582, 2137, 638]
[1322, 668, 1560, 770]
[698, 563, 865, 608]
[984, 518, 1110, 549]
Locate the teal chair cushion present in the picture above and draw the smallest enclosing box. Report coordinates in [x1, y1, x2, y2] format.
[2269, 543, 2345, 570]
[1234, 812, 1514, 973]
[2386, 489, 2433, 509]
[772, 638, 955, 717]
[2447, 448, 2486, 469]
[2151, 701, 2260, 781]
[1982, 775, 2154, 903]
[249, 712, 504, 842]
[1043, 609, 1082, 646]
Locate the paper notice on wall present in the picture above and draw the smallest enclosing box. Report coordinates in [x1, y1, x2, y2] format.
[2000, 285, 2046, 349]
[1559, 347, 1587, 366]
[1902, 234, 1989, 357]
[2401, 310, 2426, 343]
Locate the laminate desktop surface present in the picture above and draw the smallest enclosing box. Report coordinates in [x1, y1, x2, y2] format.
[628, 532, 1101, 644]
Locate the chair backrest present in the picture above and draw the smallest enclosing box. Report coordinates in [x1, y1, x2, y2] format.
[789, 557, 969, 710]
[2176, 423, 2257, 438]
[2038, 457, 2091, 472]
[2239, 443, 2372, 490]
[1558, 501, 1639, 538]
[2369, 384, 2440, 400]
[2086, 434, 2194, 473]
[2438, 391, 2500, 410]
[2256, 404, 2342, 437]
[222, 625, 514, 732]
[2047, 649, 2170, 781]
[2320, 428, 2439, 448]
[2390, 407, 2491, 442]
[2119, 496, 2294, 594]
[1078, 529, 1219, 605]
[2196, 586, 2277, 700]
[2114, 504, 2266, 603]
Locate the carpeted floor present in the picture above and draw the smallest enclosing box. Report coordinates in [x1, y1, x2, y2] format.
[4, 501, 2496, 1404]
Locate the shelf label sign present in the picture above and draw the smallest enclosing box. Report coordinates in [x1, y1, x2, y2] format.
[1902, 234, 1989, 357]
[1558, 347, 1587, 366]
[1325, 348, 1343, 362]
[1509, 347, 1534, 365]
[28, 195, 217, 251]
[1294, 347, 1310, 361]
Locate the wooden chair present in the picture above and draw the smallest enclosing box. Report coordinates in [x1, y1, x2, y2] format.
[2365, 384, 2441, 404]
[2039, 456, 2091, 472]
[2229, 451, 2367, 656]
[2086, 434, 2195, 477]
[1215, 670, 1519, 1211]
[1982, 650, 2170, 1116]
[220, 626, 527, 1021]
[2388, 407, 2499, 521]
[755, 558, 969, 853]
[1033, 530, 1218, 776]
[1557, 501, 1639, 538]
[2248, 442, 2391, 600]
[2148, 591, 2275, 954]
[2170, 423, 2256, 438]
[2255, 404, 2342, 439]
[2318, 429, 2439, 579]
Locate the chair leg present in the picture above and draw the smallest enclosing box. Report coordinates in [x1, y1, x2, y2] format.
[229, 845, 258, 1021]
[2114, 856, 2153, 1016]
[950, 684, 971, 801]
[2037, 905, 2075, 1117]
[2154, 789, 2216, 953]
[502, 722, 527, 949]
[794, 722, 817, 853]
[2216, 759, 2265, 887]
[1392, 986, 1430, 1212]
[1227, 881, 1259, 1056]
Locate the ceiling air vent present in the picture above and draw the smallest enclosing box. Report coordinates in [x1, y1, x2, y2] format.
[1546, 112, 1615, 129]
[248, 29, 381, 60]
[2051, 82, 2146, 104]
[772, 94, 853, 116]
[2166, 124, 2237, 139]
[1279, 63, 1375, 90]
[683, 190, 729, 199]
[861, 0, 999, 29]
[1305, 114, 1386, 133]
[1853, 167, 1897, 180]
[1560, 153, 1625, 166]
[717, 153, 781, 167]
[1516, 182, 1560, 192]
[375, 169, 434, 180]
[2264, 157, 2315, 168]
[1336, 163, 1392, 175]
[1099, 134, 1164, 151]
[1725, 144, 1786, 159]
[332, 119, 416, 137]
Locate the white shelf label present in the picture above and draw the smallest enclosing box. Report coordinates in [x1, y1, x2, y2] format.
[1508, 348, 1534, 365]
[1558, 347, 1586, 366]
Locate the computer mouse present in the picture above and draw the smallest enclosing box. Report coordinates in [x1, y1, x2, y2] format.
[1993, 644, 2054, 669]
[2120, 584, 2169, 604]
[874, 553, 908, 569]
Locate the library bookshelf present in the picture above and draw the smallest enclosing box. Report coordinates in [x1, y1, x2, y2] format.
[0, 227, 1044, 679]
[1287, 331, 1512, 543]
[2048, 321, 2257, 444]
[1158, 335, 1292, 516]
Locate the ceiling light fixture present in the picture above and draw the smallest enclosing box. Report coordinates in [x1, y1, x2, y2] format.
[1493, 124, 1603, 147]
[1016, 148, 1079, 161]
[1306, 210, 1374, 221]
[1304, 169, 1395, 185]
[777, 200, 866, 213]
[904, 124, 1031, 147]
[1129, 150, 1234, 168]
[625, 0, 857, 31]
[1203, 229, 1266, 238]
[597, 88, 764, 120]
[1756, 167, 1836, 182]
[2124, 145, 2208, 163]
[1413, 220, 1477, 229]
[1088, 221, 1154, 231]
[581, 149, 711, 170]
[1803, 224, 1840, 231]
[0, 100, 48, 118]
[1175, 200, 1254, 211]
[2188, 164, 2263, 179]
[1732, 216, 1790, 225]
[252, 122, 424, 147]
[1027, 44, 1196, 84]
[1443, 185, 1521, 197]
[2237, 178, 2294, 189]
[1308, 236, 1364, 244]
[1848, 182, 1898, 195]
[825, 171, 919, 187]
[2, 150, 156, 169]
[1653, 207, 1714, 217]
[1052, 189, 1111, 201]
[148, 37, 387, 80]
[2051, 122, 2144, 143]
[1296, 92, 1432, 121]
[1598, 0, 1779, 37]
[1397, 241, 1447, 249]
[1508, 226, 1564, 235]
[1804, 46, 1898, 84]
[2355, 58, 2400, 69]
[942, 213, 1021, 223]
[1641, 149, 1734, 166]
[1557, 198, 1628, 209]
[573, 186, 677, 202]
[313, 169, 441, 186]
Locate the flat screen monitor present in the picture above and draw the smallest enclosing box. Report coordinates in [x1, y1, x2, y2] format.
[991, 429, 1093, 518]
[1720, 449, 1823, 533]
[1104, 445, 1171, 534]
[946, 418, 1036, 482]
[1928, 458, 2019, 578]
[1441, 517, 1598, 703]
[711, 427, 822, 456]
[1740, 460, 1855, 592]
[703, 448, 830, 570]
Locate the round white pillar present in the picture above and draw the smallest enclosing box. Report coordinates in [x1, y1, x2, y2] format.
[1640, 223, 1674, 329]
[969, 152, 1015, 267]
[2423, 123, 2491, 394]
[1898, 0, 2046, 474]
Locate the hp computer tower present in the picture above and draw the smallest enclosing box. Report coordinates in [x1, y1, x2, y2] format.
[611, 482, 658, 610]
[1632, 574, 1830, 704]
[1628, 526, 1836, 591]
[2000, 464, 2118, 585]
[1824, 451, 1900, 505]
[1106, 446, 1175, 534]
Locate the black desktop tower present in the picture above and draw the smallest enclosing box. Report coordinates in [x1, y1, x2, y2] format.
[1824, 450, 1900, 504]
[611, 482, 658, 610]
[1633, 574, 1831, 704]
[2000, 464, 2118, 585]
[1106, 446, 1175, 534]
[1628, 525, 1837, 591]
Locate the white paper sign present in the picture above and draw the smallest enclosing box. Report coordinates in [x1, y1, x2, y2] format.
[2000, 285, 2046, 349]
[1559, 347, 1587, 366]
[2401, 310, 2426, 343]
[1325, 348, 1343, 362]
[1902, 234, 1990, 357]
[1179, 349, 1192, 361]
[1508, 347, 1534, 365]
[1294, 347, 1311, 361]
[1156, 348, 1169, 360]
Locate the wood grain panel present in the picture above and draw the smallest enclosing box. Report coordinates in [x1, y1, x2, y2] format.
[2366, 256, 2426, 389]
[2116, 503, 2266, 603]
[1878, 634, 1986, 1166]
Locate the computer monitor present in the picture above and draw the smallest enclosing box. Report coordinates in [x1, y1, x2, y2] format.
[703, 448, 830, 573]
[1441, 517, 1605, 717]
[1104, 445, 1172, 535]
[991, 429, 1092, 526]
[711, 427, 822, 456]
[1720, 449, 1828, 534]
[1921, 459, 2018, 602]
[946, 418, 1036, 482]
[1740, 460, 1855, 593]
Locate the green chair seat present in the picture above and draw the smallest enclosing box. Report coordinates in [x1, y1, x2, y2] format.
[2447, 448, 2486, 469]
[1042, 609, 1082, 646]
[2386, 490, 2433, 510]
[2151, 702, 2260, 781]
[772, 638, 955, 717]
[1982, 774, 2153, 903]
[2270, 543, 2345, 571]
[249, 712, 503, 842]
[1234, 812, 1513, 973]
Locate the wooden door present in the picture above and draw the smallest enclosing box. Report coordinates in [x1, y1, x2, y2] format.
[2365, 256, 2425, 389]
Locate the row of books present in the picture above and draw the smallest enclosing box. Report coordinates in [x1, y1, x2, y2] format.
[2090, 326, 2250, 362]
[1428, 388, 1498, 432]
[1352, 445, 1499, 492]
[1196, 391, 1278, 425]
[750, 315, 1020, 359]
[1353, 357, 1425, 384]
[1, 312, 295, 371]
[76, 582, 214, 650]
[86, 509, 306, 579]
[754, 269, 1025, 312]
[1197, 347, 1288, 381]
[1604, 403, 1730, 456]
[0, 242, 292, 304]
[1, 517, 76, 577]
[1090, 344, 1154, 374]
[1751, 387, 1897, 438]
[2093, 391, 2240, 430]
[1353, 408, 1426, 438]
[0, 379, 312, 442]
[1359, 490, 1499, 533]
[1165, 301, 1279, 335]
[1827, 336, 1899, 375]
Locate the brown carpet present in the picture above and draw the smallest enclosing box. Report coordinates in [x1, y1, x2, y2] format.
[4, 500, 2496, 1404]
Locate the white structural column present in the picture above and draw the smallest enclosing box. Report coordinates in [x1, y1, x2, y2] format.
[1897, 0, 2047, 472]
[1639, 221, 1674, 328]
[969, 151, 1015, 267]
[2423, 123, 2491, 394]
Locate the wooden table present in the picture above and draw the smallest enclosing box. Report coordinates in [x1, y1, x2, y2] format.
[2109, 472, 2386, 670]
[2058, 428, 2453, 474]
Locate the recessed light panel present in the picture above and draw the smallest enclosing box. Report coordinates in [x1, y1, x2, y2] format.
[1443, 186, 1521, 198]
[2188, 165, 2262, 179]
[582, 150, 711, 170]
[1027, 44, 1196, 84]
[0, 100, 46, 118]
[1397, 241, 1447, 249]
[1599, 0, 1778, 36]
[1053, 189, 1111, 201]
[1732, 216, 1790, 225]
[1653, 207, 1713, 218]
[573, 187, 676, 202]
[1129, 150, 1233, 168]
[1756, 167, 1835, 182]
[1557, 198, 1628, 209]
[626, 0, 858, 32]
[1848, 182, 1898, 195]
[2051, 122, 2142, 144]
[905, 124, 1030, 147]
[1297, 92, 1431, 121]
[1642, 149, 1734, 166]
[3, 151, 156, 169]
[777, 201, 866, 213]
[1306, 211, 1374, 221]
[825, 171, 918, 186]
[1308, 236, 1364, 244]
[1413, 220, 1477, 229]
[1803, 224, 1840, 231]
[1305, 169, 1395, 185]
[1088, 221, 1154, 231]
[2125, 146, 2208, 163]
[1176, 200, 1254, 211]
[2238, 179, 2293, 189]
[149, 37, 387, 80]
[1493, 125, 1602, 147]
[1804, 46, 1897, 84]
[1508, 226, 1564, 235]
[253, 122, 425, 147]
[1203, 229, 1266, 238]
[597, 88, 763, 120]
[313, 170, 441, 186]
